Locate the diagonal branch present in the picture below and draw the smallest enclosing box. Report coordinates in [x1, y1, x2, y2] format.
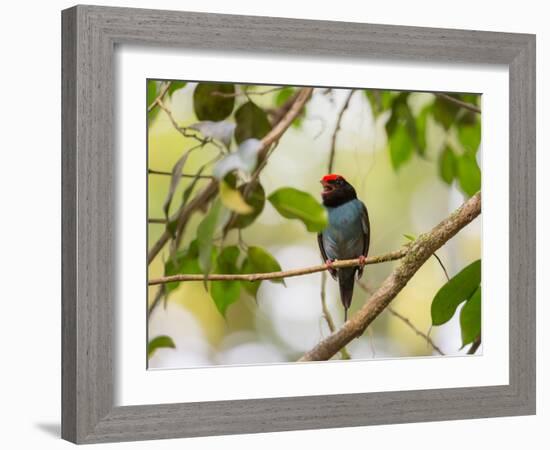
[148, 248, 408, 285]
[299, 191, 481, 362]
[435, 93, 481, 114]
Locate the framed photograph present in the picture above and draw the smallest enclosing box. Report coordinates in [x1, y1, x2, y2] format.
[62, 5, 536, 444]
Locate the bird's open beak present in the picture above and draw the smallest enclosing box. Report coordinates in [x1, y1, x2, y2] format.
[321, 180, 334, 196]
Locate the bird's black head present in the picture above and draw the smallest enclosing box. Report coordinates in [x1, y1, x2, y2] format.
[320, 174, 357, 207]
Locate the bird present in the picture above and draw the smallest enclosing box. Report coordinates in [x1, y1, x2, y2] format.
[317, 174, 370, 322]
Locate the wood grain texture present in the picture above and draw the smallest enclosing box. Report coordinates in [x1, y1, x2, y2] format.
[61, 4, 536, 444]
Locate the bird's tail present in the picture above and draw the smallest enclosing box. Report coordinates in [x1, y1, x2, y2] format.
[338, 268, 356, 322]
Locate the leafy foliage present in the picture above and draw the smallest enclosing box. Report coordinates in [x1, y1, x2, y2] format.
[457, 152, 481, 196]
[162, 151, 190, 221]
[364, 88, 481, 196]
[241, 246, 284, 300]
[167, 81, 187, 97]
[213, 139, 262, 180]
[147, 335, 176, 359]
[211, 246, 241, 316]
[189, 120, 235, 148]
[268, 187, 328, 232]
[193, 83, 235, 121]
[439, 147, 457, 185]
[431, 260, 482, 348]
[163, 240, 201, 295]
[234, 101, 272, 144]
[431, 259, 481, 326]
[227, 182, 266, 230]
[460, 286, 481, 347]
[219, 181, 253, 214]
[197, 200, 225, 276]
[147, 80, 161, 123]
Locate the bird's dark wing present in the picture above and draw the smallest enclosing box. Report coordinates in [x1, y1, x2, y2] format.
[317, 232, 337, 280]
[357, 201, 371, 279]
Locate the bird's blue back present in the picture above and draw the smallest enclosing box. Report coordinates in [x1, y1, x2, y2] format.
[321, 198, 366, 261]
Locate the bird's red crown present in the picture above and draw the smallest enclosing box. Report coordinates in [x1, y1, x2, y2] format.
[321, 174, 344, 182]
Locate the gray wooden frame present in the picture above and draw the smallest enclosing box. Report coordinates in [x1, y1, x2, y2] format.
[62, 4, 536, 444]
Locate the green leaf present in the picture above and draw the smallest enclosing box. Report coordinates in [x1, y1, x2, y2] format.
[147, 79, 160, 123]
[275, 87, 295, 106]
[439, 147, 457, 185]
[389, 122, 413, 171]
[431, 259, 481, 326]
[268, 187, 328, 232]
[219, 181, 253, 214]
[167, 81, 186, 97]
[162, 151, 190, 221]
[433, 95, 460, 129]
[163, 240, 201, 295]
[384, 92, 409, 136]
[193, 83, 235, 121]
[227, 182, 266, 230]
[210, 246, 241, 316]
[189, 120, 236, 148]
[213, 138, 262, 180]
[197, 200, 224, 275]
[458, 120, 481, 154]
[181, 166, 206, 209]
[457, 153, 481, 196]
[403, 234, 416, 242]
[240, 247, 284, 299]
[240, 257, 260, 298]
[147, 335, 175, 359]
[415, 104, 432, 155]
[366, 90, 395, 118]
[234, 101, 272, 144]
[460, 286, 481, 347]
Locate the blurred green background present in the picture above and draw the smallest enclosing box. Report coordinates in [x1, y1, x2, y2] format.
[147, 82, 481, 368]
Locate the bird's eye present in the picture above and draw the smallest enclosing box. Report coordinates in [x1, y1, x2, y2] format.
[337, 178, 343, 185]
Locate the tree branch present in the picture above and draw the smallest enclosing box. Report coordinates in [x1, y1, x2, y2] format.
[436, 93, 481, 114]
[299, 191, 481, 362]
[148, 248, 407, 285]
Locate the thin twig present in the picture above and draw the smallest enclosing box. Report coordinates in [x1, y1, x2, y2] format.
[357, 281, 444, 355]
[148, 81, 172, 112]
[387, 307, 445, 355]
[148, 169, 214, 179]
[149, 248, 408, 285]
[328, 90, 355, 173]
[148, 218, 167, 224]
[432, 253, 450, 281]
[299, 192, 481, 361]
[436, 93, 481, 114]
[211, 86, 287, 98]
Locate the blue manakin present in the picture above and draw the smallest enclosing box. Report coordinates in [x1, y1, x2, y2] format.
[317, 174, 370, 322]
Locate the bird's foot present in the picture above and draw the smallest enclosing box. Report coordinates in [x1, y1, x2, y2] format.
[325, 258, 335, 269]
[358, 255, 367, 268]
